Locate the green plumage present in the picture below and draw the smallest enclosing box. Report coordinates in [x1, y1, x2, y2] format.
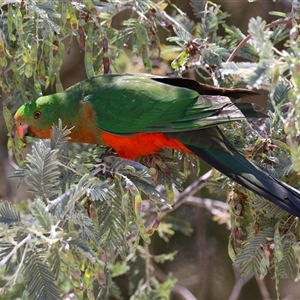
[82, 74, 263, 134]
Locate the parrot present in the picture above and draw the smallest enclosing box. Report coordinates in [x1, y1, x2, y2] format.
[13, 73, 300, 217]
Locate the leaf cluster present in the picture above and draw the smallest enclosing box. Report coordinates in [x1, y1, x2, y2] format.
[1, 120, 183, 299]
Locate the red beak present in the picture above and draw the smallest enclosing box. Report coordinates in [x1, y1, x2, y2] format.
[11, 123, 30, 142]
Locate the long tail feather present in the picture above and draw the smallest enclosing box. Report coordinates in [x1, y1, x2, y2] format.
[152, 77, 260, 98]
[170, 128, 300, 217]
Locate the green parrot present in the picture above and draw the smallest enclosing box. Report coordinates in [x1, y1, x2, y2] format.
[13, 73, 300, 216]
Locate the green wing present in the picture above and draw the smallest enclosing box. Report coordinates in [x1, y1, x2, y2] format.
[79, 74, 260, 135]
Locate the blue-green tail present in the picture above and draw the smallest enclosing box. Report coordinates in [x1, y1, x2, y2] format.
[171, 128, 300, 217]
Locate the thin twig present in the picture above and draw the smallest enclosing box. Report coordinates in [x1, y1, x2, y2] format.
[144, 170, 213, 229]
[1, 0, 20, 6]
[226, 35, 252, 63]
[8, 235, 30, 285]
[0, 234, 31, 268]
[153, 263, 198, 300]
[94, 3, 133, 14]
[185, 195, 229, 215]
[257, 278, 271, 300]
[228, 266, 254, 300]
[46, 189, 72, 211]
[8, 149, 19, 170]
[94, 2, 192, 40]
[153, 7, 193, 39]
[227, 18, 300, 62]
[170, 170, 212, 212]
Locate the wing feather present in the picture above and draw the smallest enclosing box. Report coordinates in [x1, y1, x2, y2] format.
[80, 74, 263, 135]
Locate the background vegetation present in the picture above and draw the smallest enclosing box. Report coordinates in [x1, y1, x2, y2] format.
[1, 0, 300, 299]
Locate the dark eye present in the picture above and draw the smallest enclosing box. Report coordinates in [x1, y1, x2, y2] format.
[34, 111, 42, 119]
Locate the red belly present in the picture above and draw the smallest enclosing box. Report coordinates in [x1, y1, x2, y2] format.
[101, 132, 191, 159]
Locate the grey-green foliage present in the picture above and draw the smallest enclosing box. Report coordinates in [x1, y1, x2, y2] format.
[1, 121, 180, 299]
[2, 0, 300, 299]
[234, 227, 276, 278]
[19, 141, 61, 199]
[0, 201, 21, 224]
[23, 252, 61, 300]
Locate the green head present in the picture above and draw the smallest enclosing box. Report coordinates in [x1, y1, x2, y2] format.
[14, 93, 74, 141]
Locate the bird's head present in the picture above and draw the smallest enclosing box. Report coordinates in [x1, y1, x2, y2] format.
[12, 95, 61, 142]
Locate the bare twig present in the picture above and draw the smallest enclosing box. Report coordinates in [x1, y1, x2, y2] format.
[185, 195, 228, 215]
[1, 0, 20, 6]
[257, 278, 271, 300]
[153, 7, 193, 39]
[226, 35, 252, 63]
[94, 3, 133, 14]
[227, 19, 300, 62]
[144, 170, 214, 229]
[153, 263, 198, 300]
[0, 234, 31, 268]
[94, 1, 192, 40]
[228, 265, 254, 300]
[185, 195, 228, 210]
[170, 170, 212, 212]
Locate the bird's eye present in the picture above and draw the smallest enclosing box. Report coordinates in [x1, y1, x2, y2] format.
[34, 111, 42, 119]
